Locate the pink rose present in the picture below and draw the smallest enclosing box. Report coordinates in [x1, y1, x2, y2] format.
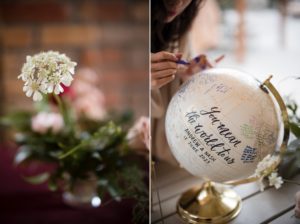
[70, 68, 107, 121]
[126, 116, 150, 151]
[71, 68, 100, 97]
[73, 92, 106, 121]
[31, 112, 64, 134]
[72, 81, 94, 97]
[75, 68, 99, 84]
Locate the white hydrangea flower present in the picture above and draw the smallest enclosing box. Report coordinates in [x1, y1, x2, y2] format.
[255, 155, 284, 191]
[18, 51, 77, 101]
[255, 154, 280, 177]
[268, 172, 284, 189]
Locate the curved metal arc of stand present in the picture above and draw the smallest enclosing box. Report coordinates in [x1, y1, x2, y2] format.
[177, 75, 290, 223]
[261, 75, 290, 156]
[224, 75, 290, 186]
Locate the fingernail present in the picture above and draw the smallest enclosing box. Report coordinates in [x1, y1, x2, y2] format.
[175, 53, 183, 59]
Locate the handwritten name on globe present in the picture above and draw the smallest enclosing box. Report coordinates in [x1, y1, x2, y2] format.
[183, 107, 242, 165]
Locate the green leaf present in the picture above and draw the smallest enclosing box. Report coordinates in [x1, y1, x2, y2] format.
[97, 179, 108, 186]
[58, 141, 86, 159]
[14, 146, 31, 165]
[92, 152, 102, 161]
[279, 157, 300, 178]
[0, 111, 32, 131]
[116, 110, 134, 125]
[290, 122, 300, 138]
[22, 172, 50, 185]
[48, 178, 58, 191]
[58, 142, 68, 149]
[288, 139, 300, 151]
[287, 101, 298, 115]
[280, 139, 300, 178]
[108, 188, 122, 201]
[96, 186, 106, 199]
[107, 180, 122, 201]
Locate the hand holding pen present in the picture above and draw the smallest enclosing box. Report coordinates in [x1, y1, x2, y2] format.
[176, 54, 225, 79]
[151, 51, 224, 89]
[151, 51, 179, 89]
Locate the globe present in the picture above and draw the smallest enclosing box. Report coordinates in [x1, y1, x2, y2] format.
[165, 68, 282, 183]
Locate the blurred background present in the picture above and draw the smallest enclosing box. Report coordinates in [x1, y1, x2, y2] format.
[190, 0, 300, 106]
[0, 0, 149, 118]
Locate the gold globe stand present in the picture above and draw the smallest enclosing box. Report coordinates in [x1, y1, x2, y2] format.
[178, 181, 241, 224]
[176, 75, 290, 224]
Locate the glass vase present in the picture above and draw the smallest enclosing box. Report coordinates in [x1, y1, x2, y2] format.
[62, 174, 101, 208]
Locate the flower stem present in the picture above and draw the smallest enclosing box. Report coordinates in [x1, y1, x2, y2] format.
[53, 94, 65, 120]
[53, 94, 73, 131]
[58, 142, 86, 159]
[101, 196, 132, 207]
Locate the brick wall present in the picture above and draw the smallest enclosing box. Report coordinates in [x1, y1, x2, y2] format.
[0, 0, 149, 118]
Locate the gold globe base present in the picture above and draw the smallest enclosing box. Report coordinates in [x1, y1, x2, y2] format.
[177, 181, 241, 224]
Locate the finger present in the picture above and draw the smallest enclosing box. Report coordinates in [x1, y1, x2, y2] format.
[198, 55, 209, 69]
[183, 60, 204, 76]
[185, 56, 203, 74]
[152, 68, 177, 79]
[186, 65, 199, 76]
[187, 55, 204, 67]
[151, 61, 177, 71]
[191, 55, 212, 70]
[151, 51, 177, 62]
[152, 75, 175, 89]
[203, 59, 213, 69]
[215, 54, 225, 63]
[175, 52, 183, 59]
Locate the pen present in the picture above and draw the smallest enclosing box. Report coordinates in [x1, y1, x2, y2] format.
[176, 55, 202, 65]
[176, 59, 190, 65]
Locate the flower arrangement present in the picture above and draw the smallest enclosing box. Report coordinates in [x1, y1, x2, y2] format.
[253, 99, 300, 192]
[1, 51, 149, 224]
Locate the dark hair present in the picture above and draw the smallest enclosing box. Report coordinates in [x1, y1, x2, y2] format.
[151, 0, 203, 52]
